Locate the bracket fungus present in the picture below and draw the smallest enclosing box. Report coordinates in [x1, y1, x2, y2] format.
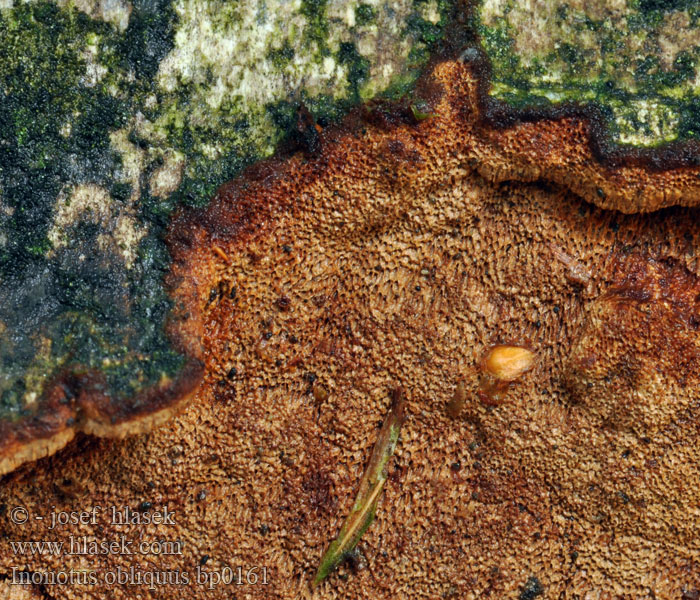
[1, 57, 698, 598]
[1, 1, 700, 599]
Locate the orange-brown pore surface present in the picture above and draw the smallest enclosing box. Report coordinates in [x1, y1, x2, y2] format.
[0, 60, 699, 599]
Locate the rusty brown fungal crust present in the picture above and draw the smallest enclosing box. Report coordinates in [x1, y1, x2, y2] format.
[566, 253, 700, 437]
[0, 60, 699, 598]
[2, 8, 699, 479]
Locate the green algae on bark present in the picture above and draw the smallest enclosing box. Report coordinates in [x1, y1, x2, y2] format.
[0, 0, 454, 468]
[474, 0, 700, 147]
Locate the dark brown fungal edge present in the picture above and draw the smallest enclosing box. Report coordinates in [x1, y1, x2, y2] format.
[0, 303, 203, 477]
[426, 1, 700, 173]
[426, 3, 700, 213]
[455, 15, 700, 173]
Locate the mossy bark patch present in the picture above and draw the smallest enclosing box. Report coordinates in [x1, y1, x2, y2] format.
[474, 0, 700, 147]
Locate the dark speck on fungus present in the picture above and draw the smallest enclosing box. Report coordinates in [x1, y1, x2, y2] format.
[520, 576, 544, 600]
[276, 295, 291, 311]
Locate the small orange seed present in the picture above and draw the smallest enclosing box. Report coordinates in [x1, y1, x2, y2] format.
[482, 345, 535, 382]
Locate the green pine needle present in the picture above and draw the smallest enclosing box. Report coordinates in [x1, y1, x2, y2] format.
[313, 387, 407, 587]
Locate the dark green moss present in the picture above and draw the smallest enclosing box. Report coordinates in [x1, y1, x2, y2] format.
[300, 0, 329, 52]
[381, 74, 424, 102]
[406, 13, 442, 45]
[355, 4, 376, 26]
[519, 576, 544, 600]
[267, 42, 295, 70]
[293, 93, 348, 126]
[118, 0, 176, 80]
[171, 148, 253, 210]
[556, 43, 586, 77]
[678, 96, 700, 139]
[0, 3, 119, 277]
[0, 1, 185, 417]
[478, 22, 520, 79]
[110, 182, 133, 203]
[639, 0, 695, 14]
[337, 42, 370, 102]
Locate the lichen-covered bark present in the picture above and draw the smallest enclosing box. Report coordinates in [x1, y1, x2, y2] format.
[475, 0, 700, 147]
